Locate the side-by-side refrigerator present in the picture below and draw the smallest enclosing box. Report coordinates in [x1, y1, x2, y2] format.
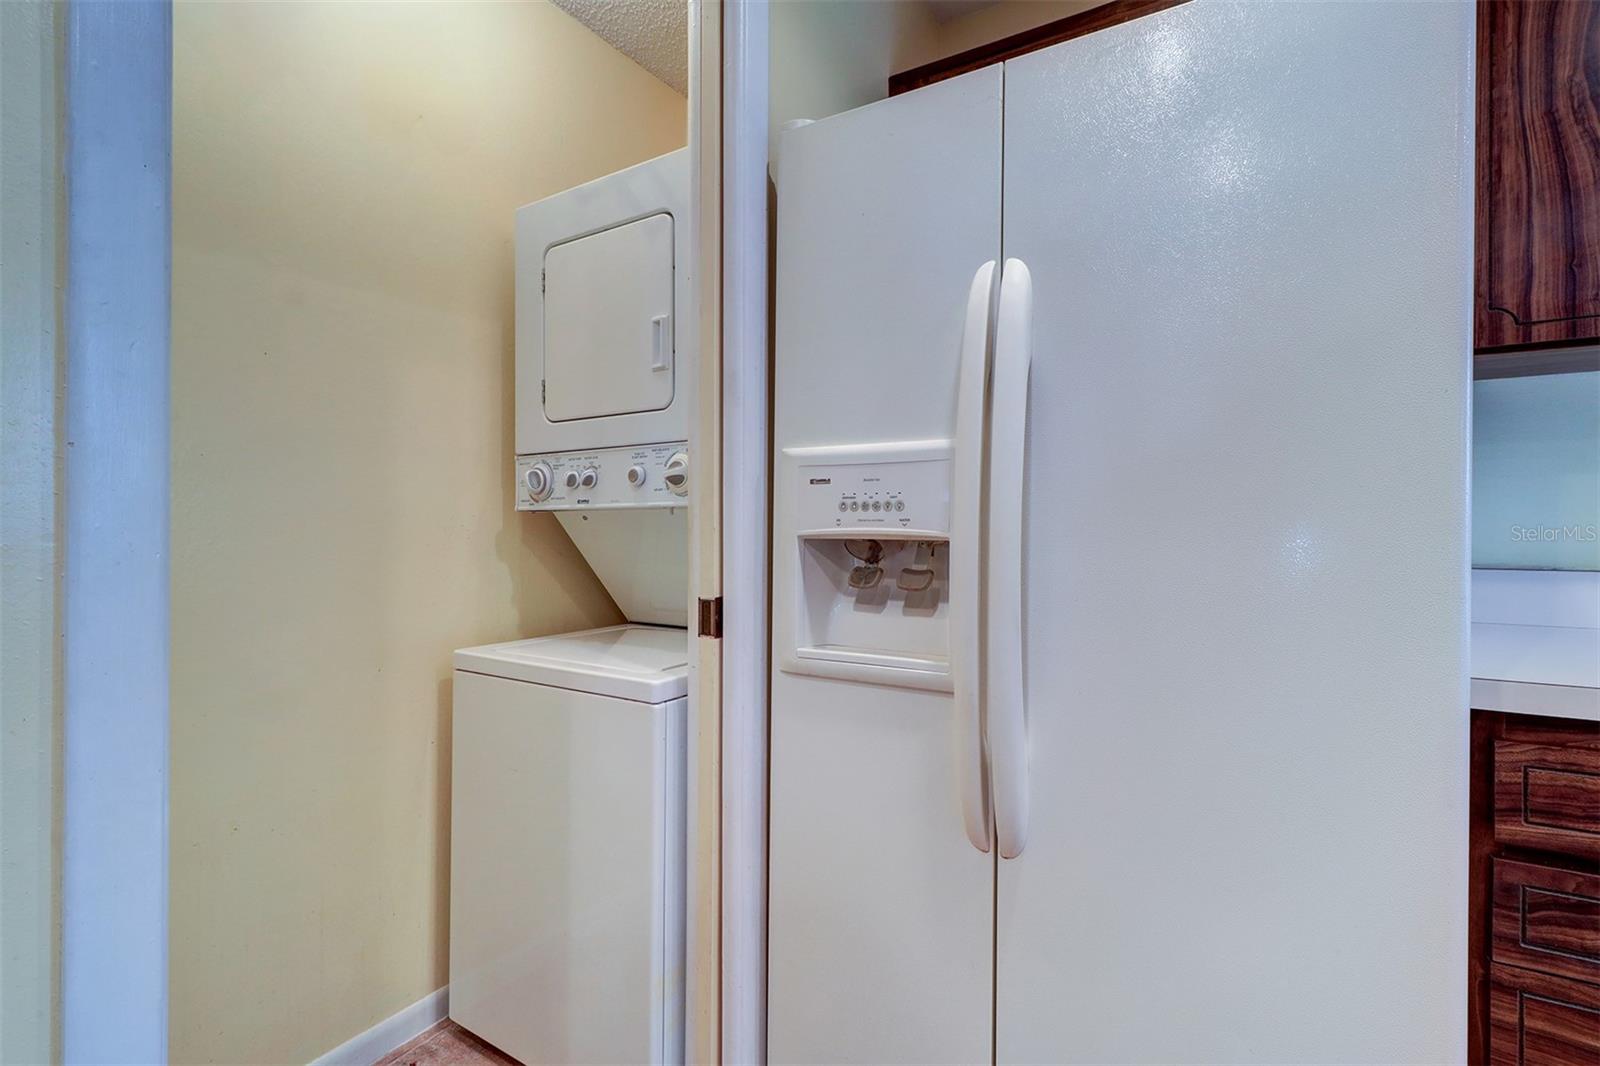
[768, 3, 1473, 1063]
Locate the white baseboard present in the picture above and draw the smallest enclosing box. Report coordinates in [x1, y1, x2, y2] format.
[308, 986, 448, 1066]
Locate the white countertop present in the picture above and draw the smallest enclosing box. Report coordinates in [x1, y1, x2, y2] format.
[1471, 623, 1600, 721]
[1470, 571, 1599, 721]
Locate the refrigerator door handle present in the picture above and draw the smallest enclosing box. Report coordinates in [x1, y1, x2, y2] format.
[988, 258, 1032, 860]
[952, 260, 997, 854]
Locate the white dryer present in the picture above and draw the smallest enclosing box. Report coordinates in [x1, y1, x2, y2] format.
[514, 148, 692, 627]
[449, 625, 687, 1065]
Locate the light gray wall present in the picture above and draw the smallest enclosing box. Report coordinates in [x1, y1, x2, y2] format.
[1473, 368, 1600, 571]
[1, 2, 63, 1061]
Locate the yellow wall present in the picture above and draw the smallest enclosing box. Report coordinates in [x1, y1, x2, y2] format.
[170, 3, 685, 1061]
[1, 2, 63, 1062]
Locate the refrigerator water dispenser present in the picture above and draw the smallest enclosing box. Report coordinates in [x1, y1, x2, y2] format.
[777, 441, 954, 690]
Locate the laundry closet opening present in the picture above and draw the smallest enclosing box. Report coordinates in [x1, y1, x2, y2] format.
[168, 4, 691, 1062]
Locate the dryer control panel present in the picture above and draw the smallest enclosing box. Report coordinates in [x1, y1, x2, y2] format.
[516, 442, 688, 511]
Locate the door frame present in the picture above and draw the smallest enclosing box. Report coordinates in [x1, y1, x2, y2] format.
[60, 1, 172, 1061]
[694, 5, 775, 1060]
[51, 2, 749, 1062]
[688, 0, 724, 1060]
[716, 1, 770, 1062]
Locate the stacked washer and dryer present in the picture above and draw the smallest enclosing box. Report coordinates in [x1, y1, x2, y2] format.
[448, 149, 692, 1065]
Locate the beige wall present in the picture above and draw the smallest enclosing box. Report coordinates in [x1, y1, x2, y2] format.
[770, 0, 1110, 154]
[768, 0, 1108, 205]
[170, 3, 685, 1061]
[0, 2, 63, 1063]
[902, 1, 1108, 72]
[769, 0, 936, 158]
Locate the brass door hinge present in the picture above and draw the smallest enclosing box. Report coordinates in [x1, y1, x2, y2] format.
[697, 597, 723, 639]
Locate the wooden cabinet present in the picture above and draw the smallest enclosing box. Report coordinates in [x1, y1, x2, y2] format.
[1494, 740, 1600, 860]
[1489, 964, 1600, 1066]
[1493, 858, 1600, 986]
[1476, 1, 1600, 366]
[1473, 712, 1600, 1064]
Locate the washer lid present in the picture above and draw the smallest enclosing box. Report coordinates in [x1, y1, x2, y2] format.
[454, 623, 688, 703]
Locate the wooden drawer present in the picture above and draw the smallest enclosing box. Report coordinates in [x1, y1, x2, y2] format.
[1490, 964, 1600, 1066]
[1493, 859, 1600, 986]
[1495, 741, 1600, 861]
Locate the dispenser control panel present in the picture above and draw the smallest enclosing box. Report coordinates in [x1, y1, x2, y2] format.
[779, 440, 954, 692]
[790, 442, 952, 535]
[516, 441, 688, 511]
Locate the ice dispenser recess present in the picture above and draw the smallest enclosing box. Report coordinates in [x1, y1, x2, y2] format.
[779, 441, 954, 691]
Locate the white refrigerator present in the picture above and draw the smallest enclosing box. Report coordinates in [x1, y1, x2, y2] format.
[767, 3, 1473, 1063]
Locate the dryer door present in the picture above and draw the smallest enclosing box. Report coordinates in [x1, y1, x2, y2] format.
[543, 212, 675, 423]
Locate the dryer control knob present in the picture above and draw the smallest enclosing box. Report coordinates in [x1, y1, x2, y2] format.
[579, 467, 598, 490]
[627, 464, 647, 487]
[663, 451, 690, 497]
[524, 462, 553, 502]
[563, 470, 581, 490]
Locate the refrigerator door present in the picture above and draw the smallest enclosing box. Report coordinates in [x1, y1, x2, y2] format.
[995, 3, 1472, 1063]
[767, 67, 1002, 1065]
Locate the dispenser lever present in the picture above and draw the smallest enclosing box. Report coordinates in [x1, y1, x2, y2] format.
[848, 565, 884, 590]
[896, 567, 935, 592]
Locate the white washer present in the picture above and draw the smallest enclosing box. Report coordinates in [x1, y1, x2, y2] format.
[448, 624, 687, 1065]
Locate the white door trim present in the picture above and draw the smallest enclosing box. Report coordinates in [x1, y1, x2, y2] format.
[61, 1, 171, 1061]
[719, 1, 770, 1062]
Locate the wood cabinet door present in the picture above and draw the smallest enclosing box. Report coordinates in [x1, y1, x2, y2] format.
[1476, 0, 1600, 354]
[1494, 739, 1600, 862]
[1490, 964, 1600, 1066]
[1493, 859, 1600, 987]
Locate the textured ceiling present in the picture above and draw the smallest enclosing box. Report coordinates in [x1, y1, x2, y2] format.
[550, 0, 688, 94]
